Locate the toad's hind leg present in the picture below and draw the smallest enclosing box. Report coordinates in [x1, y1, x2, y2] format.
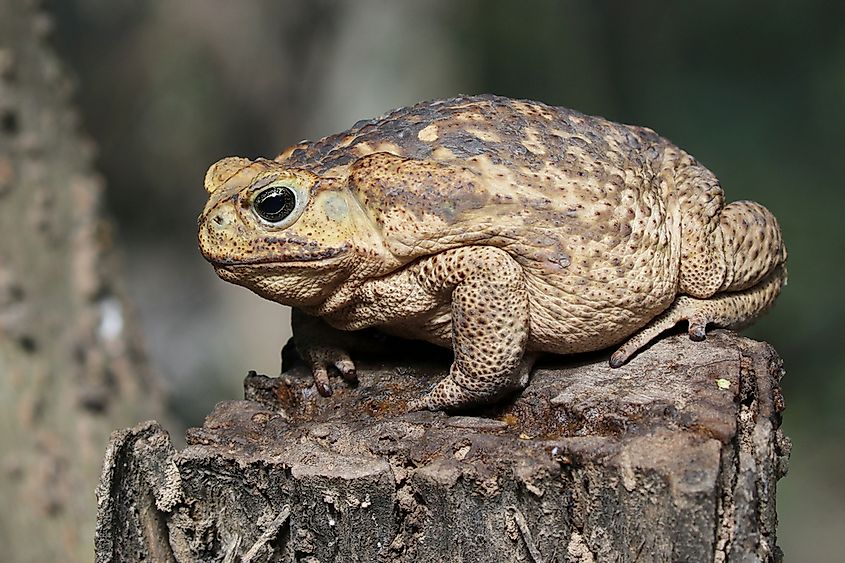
[610, 266, 786, 367]
[614, 183, 788, 366]
[613, 198, 786, 367]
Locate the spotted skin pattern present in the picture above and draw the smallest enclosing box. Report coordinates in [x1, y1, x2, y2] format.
[198, 94, 787, 411]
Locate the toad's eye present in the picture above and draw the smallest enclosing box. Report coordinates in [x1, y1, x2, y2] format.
[253, 186, 297, 223]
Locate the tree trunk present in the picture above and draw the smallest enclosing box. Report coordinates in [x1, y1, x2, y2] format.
[95, 331, 790, 562]
[0, 1, 164, 560]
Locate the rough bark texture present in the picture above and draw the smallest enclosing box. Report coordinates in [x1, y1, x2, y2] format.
[0, 1, 164, 560]
[96, 331, 789, 562]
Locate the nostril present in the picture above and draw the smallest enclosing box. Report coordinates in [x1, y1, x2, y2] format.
[213, 215, 225, 226]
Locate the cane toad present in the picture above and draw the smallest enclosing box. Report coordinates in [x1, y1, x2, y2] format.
[198, 94, 787, 411]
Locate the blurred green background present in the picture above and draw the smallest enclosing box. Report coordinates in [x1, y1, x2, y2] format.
[46, 0, 844, 559]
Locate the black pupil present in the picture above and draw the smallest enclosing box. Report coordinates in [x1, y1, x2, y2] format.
[254, 186, 296, 222]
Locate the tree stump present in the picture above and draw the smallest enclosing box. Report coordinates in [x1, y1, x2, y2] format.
[95, 331, 790, 562]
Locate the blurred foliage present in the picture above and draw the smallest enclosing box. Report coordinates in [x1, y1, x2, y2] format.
[44, 0, 844, 558]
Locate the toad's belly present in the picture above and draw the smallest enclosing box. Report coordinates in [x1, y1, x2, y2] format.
[376, 268, 677, 355]
[521, 264, 678, 354]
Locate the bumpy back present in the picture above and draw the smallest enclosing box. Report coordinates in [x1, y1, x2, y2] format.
[278, 96, 675, 267]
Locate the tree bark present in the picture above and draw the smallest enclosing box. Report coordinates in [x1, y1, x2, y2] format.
[0, 1, 164, 560]
[96, 331, 790, 562]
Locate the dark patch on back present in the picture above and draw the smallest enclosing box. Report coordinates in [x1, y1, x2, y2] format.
[442, 131, 488, 158]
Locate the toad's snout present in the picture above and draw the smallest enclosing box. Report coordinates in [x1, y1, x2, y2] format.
[198, 207, 243, 264]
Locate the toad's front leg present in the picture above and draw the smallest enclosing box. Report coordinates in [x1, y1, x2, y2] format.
[291, 308, 362, 396]
[408, 246, 531, 411]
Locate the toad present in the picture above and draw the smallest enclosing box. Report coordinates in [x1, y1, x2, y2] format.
[198, 95, 786, 411]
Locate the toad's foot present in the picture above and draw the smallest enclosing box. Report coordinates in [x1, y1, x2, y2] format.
[299, 344, 357, 397]
[408, 353, 537, 412]
[610, 266, 786, 368]
[291, 308, 363, 396]
[407, 365, 482, 412]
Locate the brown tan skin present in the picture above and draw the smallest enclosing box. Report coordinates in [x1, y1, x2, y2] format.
[198, 94, 787, 411]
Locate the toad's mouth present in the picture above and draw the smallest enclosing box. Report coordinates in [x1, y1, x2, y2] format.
[209, 250, 348, 271]
[205, 243, 350, 269]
